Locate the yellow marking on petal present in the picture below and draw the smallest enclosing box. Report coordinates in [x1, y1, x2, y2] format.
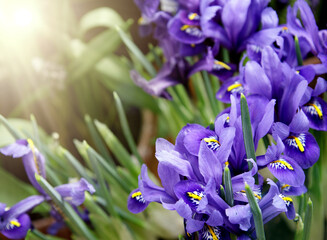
[308, 103, 323, 119]
[240, 190, 261, 200]
[214, 60, 231, 70]
[282, 196, 293, 202]
[296, 70, 300, 74]
[27, 138, 41, 175]
[188, 13, 199, 20]
[187, 192, 202, 200]
[226, 116, 230, 120]
[225, 161, 229, 167]
[137, 17, 144, 25]
[227, 83, 242, 92]
[291, 136, 305, 152]
[203, 138, 220, 144]
[281, 184, 291, 190]
[190, 44, 195, 48]
[272, 160, 294, 170]
[10, 220, 21, 227]
[282, 26, 288, 31]
[132, 191, 142, 198]
[181, 24, 192, 31]
[27, 138, 35, 149]
[207, 225, 219, 240]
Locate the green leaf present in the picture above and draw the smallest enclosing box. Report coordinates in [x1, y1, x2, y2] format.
[202, 71, 219, 115]
[116, 25, 156, 77]
[294, 36, 303, 66]
[223, 164, 234, 206]
[245, 183, 265, 240]
[94, 120, 140, 178]
[61, 147, 93, 184]
[79, 8, 124, 37]
[86, 144, 133, 192]
[295, 214, 304, 240]
[113, 92, 143, 164]
[0, 115, 23, 140]
[68, 20, 132, 83]
[85, 115, 114, 166]
[85, 141, 118, 218]
[0, 118, 48, 147]
[302, 198, 313, 240]
[240, 94, 258, 183]
[94, 55, 159, 112]
[0, 167, 37, 206]
[26, 229, 66, 240]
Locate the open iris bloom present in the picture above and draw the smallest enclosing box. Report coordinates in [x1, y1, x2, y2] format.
[0, 139, 95, 238]
[286, 0, 327, 69]
[0, 196, 44, 239]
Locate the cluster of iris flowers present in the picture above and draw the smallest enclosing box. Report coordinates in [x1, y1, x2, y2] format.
[128, 0, 327, 239]
[0, 139, 95, 239]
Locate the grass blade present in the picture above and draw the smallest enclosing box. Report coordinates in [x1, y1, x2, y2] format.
[294, 36, 303, 66]
[85, 141, 118, 218]
[245, 183, 265, 240]
[0, 114, 24, 140]
[223, 163, 234, 206]
[240, 94, 258, 183]
[302, 198, 313, 240]
[94, 120, 140, 178]
[116, 25, 156, 77]
[86, 144, 132, 193]
[61, 147, 94, 185]
[85, 115, 114, 166]
[113, 92, 143, 164]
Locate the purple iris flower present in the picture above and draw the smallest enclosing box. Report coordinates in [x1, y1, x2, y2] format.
[220, 95, 275, 171]
[134, 0, 159, 20]
[200, 0, 280, 52]
[276, 181, 307, 197]
[0, 196, 44, 239]
[188, 47, 235, 81]
[272, 110, 320, 169]
[216, 54, 248, 103]
[242, 46, 315, 125]
[168, 11, 205, 45]
[131, 57, 190, 99]
[133, 0, 160, 36]
[226, 179, 294, 237]
[301, 77, 327, 131]
[127, 188, 149, 214]
[47, 179, 95, 235]
[231, 159, 262, 203]
[257, 137, 305, 186]
[189, 223, 231, 240]
[287, 0, 327, 68]
[0, 139, 47, 195]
